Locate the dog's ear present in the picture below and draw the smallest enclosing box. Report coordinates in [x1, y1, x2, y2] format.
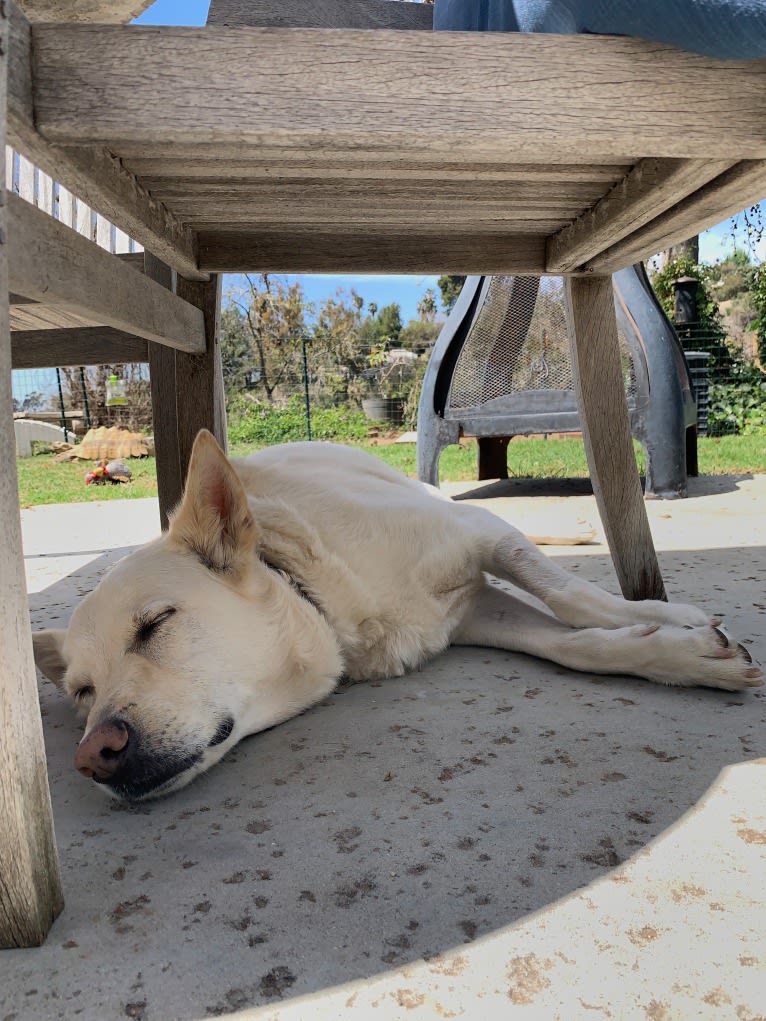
[32, 629, 68, 688]
[169, 430, 259, 573]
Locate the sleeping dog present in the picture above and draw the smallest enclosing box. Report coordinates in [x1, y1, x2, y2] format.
[33, 431, 762, 802]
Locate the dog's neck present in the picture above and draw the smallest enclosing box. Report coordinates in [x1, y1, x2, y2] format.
[260, 555, 326, 620]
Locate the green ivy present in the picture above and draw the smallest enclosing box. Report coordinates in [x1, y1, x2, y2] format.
[751, 262, 766, 363]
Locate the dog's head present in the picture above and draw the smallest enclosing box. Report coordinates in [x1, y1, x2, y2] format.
[34, 431, 342, 803]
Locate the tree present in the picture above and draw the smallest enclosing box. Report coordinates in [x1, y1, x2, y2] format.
[375, 303, 403, 344]
[13, 391, 46, 413]
[226, 274, 309, 403]
[312, 288, 369, 404]
[399, 317, 441, 354]
[437, 275, 466, 312]
[417, 288, 438, 322]
[220, 304, 258, 396]
[708, 248, 755, 303]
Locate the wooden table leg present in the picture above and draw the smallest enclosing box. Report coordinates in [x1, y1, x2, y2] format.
[565, 275, 666, 601]
[175, 274, 228, 483]
[0, 14, 64, 945]
[145, 253, 183, 530]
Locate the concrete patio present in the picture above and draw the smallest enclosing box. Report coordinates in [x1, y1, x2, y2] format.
[1, 472, 765, 1020]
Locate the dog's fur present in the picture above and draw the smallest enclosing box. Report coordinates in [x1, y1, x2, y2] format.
[33, 431, 762, 802]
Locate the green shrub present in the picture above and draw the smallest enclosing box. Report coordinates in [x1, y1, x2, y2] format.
[708, 363, 766, 436]
[227, 395, 370, 446]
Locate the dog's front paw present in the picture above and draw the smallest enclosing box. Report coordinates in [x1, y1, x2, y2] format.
[640, 622, 763, 691]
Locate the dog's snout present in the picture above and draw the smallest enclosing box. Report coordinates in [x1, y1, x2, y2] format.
[75, 719, 130, 780]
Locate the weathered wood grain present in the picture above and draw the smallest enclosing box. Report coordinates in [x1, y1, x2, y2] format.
[30, 28, 766, 162]
[174, 275, 228, 486]
[126, 158, 634, 185]
[7, 193, 206, 352]
[10, 301, 97, 331]
[207, 0, 433, 30]
[174, 203, 584, 225]
[583, 160, 766, 273]
[546, 158, 736, 273]
[565, 276, 666, 602]
[7, 1, 202, 279]
[197, 230, 549, 274]
[148, 179, 608, 205]
[10, 327, 148, 368]
[9, 252, 146, 332]
[0, 3, 64, 949]
[116, 142, 640, 168]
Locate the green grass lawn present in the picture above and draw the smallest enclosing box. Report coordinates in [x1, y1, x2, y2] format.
[16, 433, 766, 508]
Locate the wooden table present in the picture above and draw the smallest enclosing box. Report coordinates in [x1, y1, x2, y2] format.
[2, 0, 765, 946]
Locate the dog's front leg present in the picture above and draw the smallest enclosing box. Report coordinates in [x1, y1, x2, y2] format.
[452, 585, 762, 691]
[461, 506, 712, 630]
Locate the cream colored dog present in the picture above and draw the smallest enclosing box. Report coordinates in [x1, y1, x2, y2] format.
[33, 431, 762, 802]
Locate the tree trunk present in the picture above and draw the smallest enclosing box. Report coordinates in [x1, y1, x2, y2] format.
[659, 235, 699, 268]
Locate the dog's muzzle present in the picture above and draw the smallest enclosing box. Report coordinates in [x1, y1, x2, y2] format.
[74, 717, 203, 801]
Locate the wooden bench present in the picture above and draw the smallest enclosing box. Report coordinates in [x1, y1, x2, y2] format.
[2, 0, 765, 946]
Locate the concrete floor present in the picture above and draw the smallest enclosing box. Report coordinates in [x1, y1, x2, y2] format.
[2, 473, 765, 1020]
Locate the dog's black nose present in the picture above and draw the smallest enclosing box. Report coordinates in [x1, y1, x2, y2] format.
[75, 719, 131, 780]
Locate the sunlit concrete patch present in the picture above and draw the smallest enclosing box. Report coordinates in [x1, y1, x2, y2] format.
[22, 497, 160, 593]
[228, 758, 766, 1020]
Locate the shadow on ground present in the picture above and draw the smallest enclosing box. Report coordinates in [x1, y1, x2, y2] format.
[2, 539, 764, 1020]
[452, 472, 754, 500]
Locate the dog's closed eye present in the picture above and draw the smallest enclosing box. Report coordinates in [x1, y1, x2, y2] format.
[72, 684, 95, 703]
[132, 607, 177, 649]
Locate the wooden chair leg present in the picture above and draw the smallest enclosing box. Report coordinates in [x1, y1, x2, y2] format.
[174, 274, 228, 483]
[565, 275, 666, 601]
[145, 253, 184, 530]
[0, 28, 64, 945]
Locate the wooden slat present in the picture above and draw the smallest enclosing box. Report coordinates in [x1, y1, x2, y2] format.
[565, 276, 665, 602]
[11, 327, 148, 368]
[175, 204, 585, 226]
[0, 2, 64, 950]
[7, 193, 206, 352]
[194, 217, 568, 235]
[127, 158, 635, 185]
[116, 141, 641, 168]
[584, 160, 766, 273]
[148, 179, 609, 204]
[546, 158, 737, 273]
[207, 0, 433, 30]
[29, 27, 766, 162]
[7, 1, 203, 280]
[197, 230, 549, 274]
[10, 252, 147, 331]
[10, 301, 100, 331]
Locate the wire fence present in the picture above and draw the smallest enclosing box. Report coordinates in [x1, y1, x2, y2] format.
[11, 324, 762, 451]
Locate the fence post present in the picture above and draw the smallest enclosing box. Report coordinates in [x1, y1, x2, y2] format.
[79, 366, 91, 428]
[54, 367, 70, 442]
[301, 337, 312, 441]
